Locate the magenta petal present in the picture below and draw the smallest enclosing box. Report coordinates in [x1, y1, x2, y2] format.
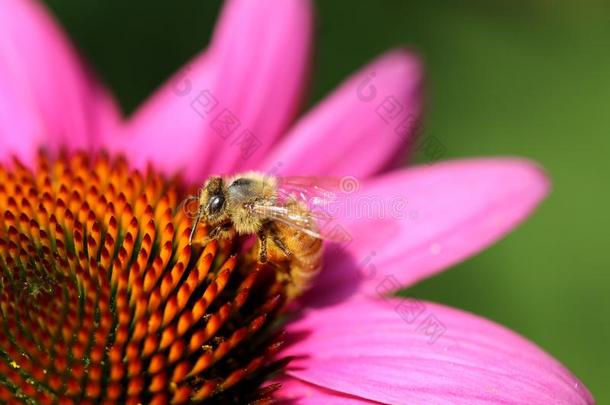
[259, 50, 423, 178]
[111, 0, 313, 182]
[0, 0, 120, 165]
[274, 376, 381, 404]
[303, 158, 549, 305]
[283, 297, 594, 404]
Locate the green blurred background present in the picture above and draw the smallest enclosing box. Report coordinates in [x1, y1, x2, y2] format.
[45, 0, 610, 401]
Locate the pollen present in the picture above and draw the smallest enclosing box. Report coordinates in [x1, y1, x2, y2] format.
[0, 152, 287, 404]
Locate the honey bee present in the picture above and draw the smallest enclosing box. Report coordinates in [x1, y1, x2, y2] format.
[188, 172, 347, 298]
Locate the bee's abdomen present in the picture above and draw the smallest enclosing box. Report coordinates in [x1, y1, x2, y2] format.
[283, 230, 323, 299]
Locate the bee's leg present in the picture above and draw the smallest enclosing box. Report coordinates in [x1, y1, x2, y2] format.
[269, 224, 291, 257]
[208, 222, 235, 241]
[257, 230, 268, 263]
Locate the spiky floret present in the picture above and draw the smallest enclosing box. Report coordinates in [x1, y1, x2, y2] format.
[0, 152, 287, 404]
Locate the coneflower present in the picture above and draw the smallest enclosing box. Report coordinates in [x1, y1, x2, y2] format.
[0, 0, 593, 403]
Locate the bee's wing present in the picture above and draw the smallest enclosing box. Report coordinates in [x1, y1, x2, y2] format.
[250, 204, 352, 243]
[249, 204, 324, 239]
[274, 176, 344, 211]
[250, 176, 352, 243]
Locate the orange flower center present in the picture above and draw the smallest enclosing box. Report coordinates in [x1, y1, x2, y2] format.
[0, 152, 287, 404]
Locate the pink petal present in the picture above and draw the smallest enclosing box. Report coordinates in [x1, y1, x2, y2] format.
[0, 0, 120, 165]
[274, 376, 380, 404]
[259, 49, 423, 178]
[282, 297, 594, 404]
[110, 0, 313, 182]
[302, 158, 549, 306]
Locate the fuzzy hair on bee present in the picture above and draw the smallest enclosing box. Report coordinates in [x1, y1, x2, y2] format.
[190, 172, 276, 241]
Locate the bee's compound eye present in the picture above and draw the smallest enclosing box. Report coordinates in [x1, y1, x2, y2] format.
[208, 194, 225, 214]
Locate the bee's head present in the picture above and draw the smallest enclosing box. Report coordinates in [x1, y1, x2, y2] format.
[200, 176, 228, 224]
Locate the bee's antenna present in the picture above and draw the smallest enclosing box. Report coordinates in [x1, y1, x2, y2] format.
[189, 210, 202, 245]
